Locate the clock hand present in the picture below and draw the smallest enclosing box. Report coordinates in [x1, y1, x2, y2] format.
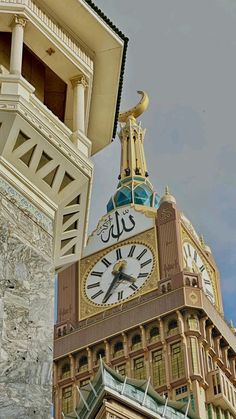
[118, 271, 136, 283]
[102, 272, 121, 304]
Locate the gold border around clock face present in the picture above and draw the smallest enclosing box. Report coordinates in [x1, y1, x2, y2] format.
[181, 226, 218, 306]
[79, 228, 159, 319]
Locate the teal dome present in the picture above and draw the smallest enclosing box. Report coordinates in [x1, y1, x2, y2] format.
[106, 176, 159, 213]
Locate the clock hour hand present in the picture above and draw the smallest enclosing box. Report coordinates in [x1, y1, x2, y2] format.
[118, 271, 136, 283]
[102, 272, 120, 304]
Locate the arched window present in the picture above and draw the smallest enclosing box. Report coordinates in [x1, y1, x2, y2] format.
[78, 355, 88, 372]
[185, 277, 190, 286]
[167, 282, 172, 292]
[57, 328, 61, 337]
[167, 319, 178, 336]
[114, 341, 124, 357]
[161, 284, 166, 294]
[131, 334, 142, 350]
[150, 327, 160, 342]
[61, 362, 70, 379]
[96, 348, 105, 362]
[192, 278, 198, 287]
[63, 326, 66, 336]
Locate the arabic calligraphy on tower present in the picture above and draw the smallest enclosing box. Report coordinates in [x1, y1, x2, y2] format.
[83, 206, 155, 257]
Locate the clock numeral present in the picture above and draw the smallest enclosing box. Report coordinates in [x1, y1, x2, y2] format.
[187, 244, 191, 257]
[118, 291, 123, 301]
[205, 289, 214, 301]
[91, 289, 104, 300]
[136, 249, 147, 261]
[129, 283, 138, 291]
[87, 282, 100, 289]
[194, 250, 197, 262]
[91, 271, 103, 277]
[116, 248, 122, 260]
[140, 259, 152, 268]
[199, 265, 205, 272]
[204, 279, 211, 285]
[128, 245, 136, 258]
[101, 258, 111, 268]
[138, 272, 149, 278]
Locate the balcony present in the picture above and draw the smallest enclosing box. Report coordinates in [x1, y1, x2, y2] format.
[206, 369, 236, 415]
[0, 73, 93, 268]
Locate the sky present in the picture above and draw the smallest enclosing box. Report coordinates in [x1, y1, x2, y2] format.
[89, 0, 236, 324]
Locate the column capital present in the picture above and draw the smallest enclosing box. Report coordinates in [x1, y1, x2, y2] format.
[71, 74, 89, 89]
[11, 14, 27, 28]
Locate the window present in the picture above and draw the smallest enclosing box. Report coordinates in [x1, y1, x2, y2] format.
[116, 364, 126, 377]
[208, 355, 213, 372]
[78, 355, 88, 373]
[213, 373, 221, 395]
[150, 327, 160, 343]
[152, 350, 166, 387]
[176, 385, 188, 396]
[96, 348, 105, 362]
[190, 337, 200, 374]
[114, 341, 124, 357]
[61, 363, 70, 379]
[167, 319, 178, 336]
[62, 386, 73, 414]
[171, 342, 185, 380]
[131, 334, 142, 350]
[167, 282, 172, 292]
[80, 378, 90, 387]
[188, 315, 199, 330]
[134, 357, 146, 380]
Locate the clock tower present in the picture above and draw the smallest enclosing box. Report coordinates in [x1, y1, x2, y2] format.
[54, 93, 236, 419]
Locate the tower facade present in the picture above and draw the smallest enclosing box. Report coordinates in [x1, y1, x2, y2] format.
[54, 93, 236, 419]
[0, 1, 127, 417]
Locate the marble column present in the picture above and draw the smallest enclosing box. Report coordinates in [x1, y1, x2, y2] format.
[0, 180, 54, 419]
[10, 15, 27, 75]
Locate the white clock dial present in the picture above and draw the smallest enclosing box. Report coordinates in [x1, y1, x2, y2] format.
[85, 243, 154, 306]
[183, 242, 215, 304]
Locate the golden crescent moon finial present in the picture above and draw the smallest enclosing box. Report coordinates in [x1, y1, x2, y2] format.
[118, 90, 149, 123]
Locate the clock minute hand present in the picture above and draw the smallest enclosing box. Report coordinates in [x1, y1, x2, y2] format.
[102, 272, 120, 304]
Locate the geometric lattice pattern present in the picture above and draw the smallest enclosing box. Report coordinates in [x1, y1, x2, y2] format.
[1, 116, 92, 269]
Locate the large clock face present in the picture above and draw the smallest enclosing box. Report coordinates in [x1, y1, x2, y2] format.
[183, 242, 215, 304]
[85, 243, 154, 306]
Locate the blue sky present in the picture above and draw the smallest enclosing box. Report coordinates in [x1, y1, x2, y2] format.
[89, 0, 236, 324]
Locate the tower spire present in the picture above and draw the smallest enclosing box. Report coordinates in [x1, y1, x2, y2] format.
[106, 91, 160, 213]
[118, 91, 149, 179]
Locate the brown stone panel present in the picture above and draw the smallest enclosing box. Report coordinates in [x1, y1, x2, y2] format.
[54, 288, 186, 358]
[57, 263, 78, 324]
[156, 202, 183, 278]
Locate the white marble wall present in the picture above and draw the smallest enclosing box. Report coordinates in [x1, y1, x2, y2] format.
[0, 191, 54, 418]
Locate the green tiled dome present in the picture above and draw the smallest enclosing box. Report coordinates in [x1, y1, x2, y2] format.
[106, 176, 159, 212]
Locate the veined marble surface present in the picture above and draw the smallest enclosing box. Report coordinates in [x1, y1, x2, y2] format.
[0, 193, 54, 419]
